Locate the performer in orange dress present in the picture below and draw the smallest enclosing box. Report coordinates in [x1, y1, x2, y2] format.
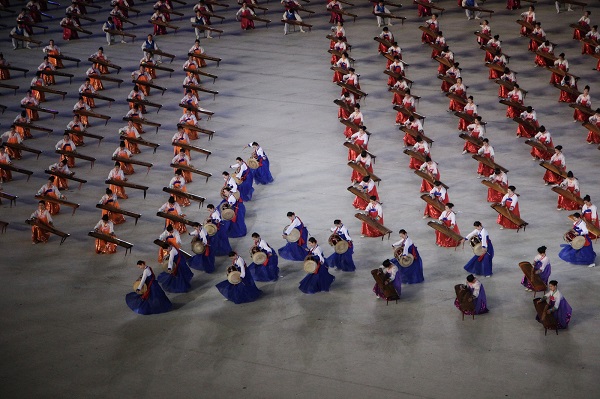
[436, 203, 461, 247]
[108, 162, 128, 199]
[0, 53, 10, 80]
[94, 215, 118, 254]
[30, 72, 46, 103]
[55, 133, 76, 168]
[113, 141, 135, 175]
[13, 111, 32, 140]
[36, 176, 64, 215]
[29, 201, 53, 244]
[20, 90, 39, 121]
[159, 196, 187, 234]
[0, 146, 13, 183]
[98, 188, 126, 225]
[169, 169, 191, 207]
[0, 126, 23, 160]
[48, 159, 72, 190]
[497, 186, 521, 230]
[361, 196, 384, 238]
[42, 40, 64, 68]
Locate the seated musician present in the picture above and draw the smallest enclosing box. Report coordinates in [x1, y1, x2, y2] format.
[520, 6, 536, 36]
[48, 158, 72, 190]
[332, 52, 349, 83]
[387, 42, 403, 64]
[29, 200, 53, 244]
[131, 68, 152, 96]
[157, 228, 194, 294]
[558, 75, 577, 104]
[338, 91, 355, 119]
[0, 53, 11, 80]
[458, 96, 477, 132]
[374, 1, 392, 27]
[440, 61, 459, 93]
[550, 53, 569, 85]
[172, 149, 193, 183]
[343, 104, 363, 138]
[528, 22, 545, 52]
[183, 55, 199, 77]
[409, 136, 429, 170]
[373, 259, 401, 299]
[522, 246, 551, 292]
[128, 85, 147, 112]
[402, 116, 423, 148]
[497, 186, 521, 230]
[454, 275, 488, 315]
[325, 219, 355, 272]
[108, 161, 128, 199]
[486, 168, 507, 203]
[394, 89, 415, 125]
[10, 23, 31, 50]
[183, 73, 199, 97]
[60, 14, 80, 41]
[154, 0, 172, 21]
[283, 7, 305, 35]
[416, 0, 433, 18]
[151, 9, 168, 35]
[431, 32, 445, 59]
[299, 237, 335, 294]
[0, 146, 12, 183]
[421, 14, 439, 44]
[347, 126, 369, 161]
[462, 116, 484, 155]
[42, 39, 63, 68]
[391, 229, 424, 284]
[436, 46, 453, 75]
[351, 150, 373, 183]
[172, 126, 190, 156]
[582, 195, 599, 239]
[93, 214, 118, 254]
[56, 132, 77, 167]
[498, 67, 516, 99]
[216, 251, 262, 303]
[236, 3, 255, 30]
[531, 126, 553, 161]
[537, 281, 572, 330]
[278, 211, 309, 261]
[448, 77, 466, 112]
[353, 175, 378, 210]
[248, 142, 274, 185]
[505, 84, 523, 119]
[556, 171, 581, 211]
[543, 145, 565, 186]
[113, 141, 134, 175]
[1, 126, 23, 160]
[73, 96, 91, 127]
[99, 187, 125, 225]
[110, 5, 125, 31]
[37, 176, 65, 215]
[327, 0, 343, 24]
[573, 86, 592, 122]
[193, 10, 213, 40]
[20, 90, 39, 121]
[177, 109, 197, 141]
[125, 260, 172, 315]
[582, 26, 600, 55]
[205, 203, 233, 256]
[331, 37, 347, 65]
[436, 203, 461, 247]
[90, 47, 111, 74]
[248, 232, 279, 281]
[361, 196, 384, 238]
[424, 180, 448, 220]
[103, 17, 123, 46]
[181, 90, 200, 119]
[483, 35, 501, 63]
[189, 223, 215, 273]
[476, 139, 494, 178]
[585, 108, 600, 144]
[419, 156, 439, 192]
[13, 110, 32, 140]
[377, 27, 394, 54]
[79, 78, 96, 109]
[125, 105, 145, 134]
[488, 52, 508, 80]
[119, 120, 141, 154]
[159, 195, 187, 234]
[516, 106, 539, 139]
[86, 65, 104, 91]
[462, 221, 494, 277]
[535, 40, 554, 68]
[169, 169, 191, 207]
[391, 78, 409, 105]
[341, 68, 361, 96]
[157, 224, 181, 263]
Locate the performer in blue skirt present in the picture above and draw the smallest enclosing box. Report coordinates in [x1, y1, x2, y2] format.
[537, 280, 572, 329]
[126, 260, 172, 315]
[216, 251, 262, 304]
[205, 204, 232, 256]
[454, 274, 488, 315]
[219, 187, 247, 238]
[157, 237, 193, 293]
[391, 229, 424, 284]
[558, 212, 596, 267]
[463, 221, 494, 277]
[248, 232, 279, 282]
[278, 211, 310, 261]
[299, 237, 335, 293]
[230, 157, 254, 202]
[248, 142, 273, 185]
[325, 219, 356, 272]
[189, 224, 215, 273]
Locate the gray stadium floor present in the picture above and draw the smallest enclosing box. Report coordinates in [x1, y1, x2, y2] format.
[0, 1, 599, 398]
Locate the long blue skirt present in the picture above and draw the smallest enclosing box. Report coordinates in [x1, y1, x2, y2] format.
[216, 274, 262, 304]
[537, 298, 573, 329]
[454, 285, 489, 315]
[189, 246, 216, 273]
[278, 227, 309, 261]
[125, 279, 172, 315]
[254, 158, 274, 185]
[464, 238, 494, 276]
[238, 175, 254, 202]
[325, 247, 356, 272]
[248, 254, 279, 282]
[157, 252, 193, 293]
[209, 222, 232, 256]
[220, 201, 247, 238]
[299, 265, 335, 294]
[558, 242, 596, 265]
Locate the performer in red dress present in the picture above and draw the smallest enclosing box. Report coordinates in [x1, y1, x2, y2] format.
[497, 186, 521, 230]
[558, 75, 578, 103]
[516, 106, 539, 138]
[520, 6, 535, 37]
[361, 196, 384, 238]
[586, 109, 600, 144]
[573, 86, 592, 122]
[352, 176, 378, 210]
[423, 181, 448, 219]
[462, 116, 484, 154]
[476, 139, 494, 178]
[486, 168, 507, 203]
[436, 203, 461, 247]
[582, 195, 599, 240]
[448, 77, 466, 112]
[419, 156, 439, 192]
[458, 97, 478, 132]
[550, 53, 569, 85]
[556, 171, 581, 211]
[573, 11, 591, 40]
[543, 146, 565, 186]
[409, 136, 429, 170]
[421, 14, 439, 44]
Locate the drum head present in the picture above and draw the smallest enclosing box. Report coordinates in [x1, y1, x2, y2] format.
[286, 227, 300, 243]
[233, 176, 242, 185]
[252, 251, 267, 264]
[227, 271, 242, 285]
[393, 247, 403, 261]
[399, 254, 414, 267]
[222, 208, 235, 221]
[191, 239, 205, 255]
[233, 191, 241, 200]
[571, 236, 586, 250]
[204, 223, 217, 236]
[247, 158, 259, 169]
[303, 259, 317, 273]
[133, 280, 147, 294]
[161, 261, 174, 273]
[335, 240, 349, 254]
[473, 243, 486, 256]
